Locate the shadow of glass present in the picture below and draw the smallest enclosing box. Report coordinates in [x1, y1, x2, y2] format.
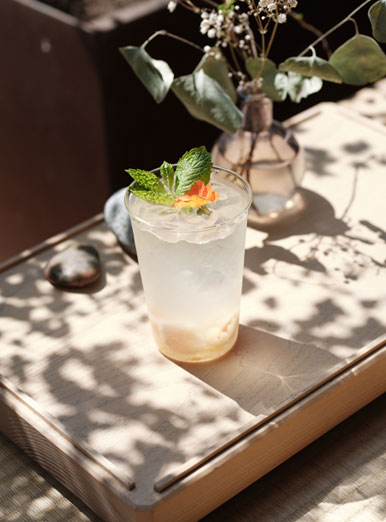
[178, 324, 340, 417]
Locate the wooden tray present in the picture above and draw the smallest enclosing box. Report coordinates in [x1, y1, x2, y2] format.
[1, 103, 386, 522]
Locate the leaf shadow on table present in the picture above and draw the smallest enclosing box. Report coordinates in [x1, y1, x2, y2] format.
[1, 226, 250, 503]
[242, 188, 348, 296]
[243, 185, 386, 352]
[1, 227, 211, 494]
[179, 324, 341, 418]
[244, 188, 351, 289]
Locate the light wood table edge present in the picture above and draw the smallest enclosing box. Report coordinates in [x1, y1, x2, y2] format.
[150, 341, 386, 522]
[154, 334, 386, 493]
[1, 337, 384, 522]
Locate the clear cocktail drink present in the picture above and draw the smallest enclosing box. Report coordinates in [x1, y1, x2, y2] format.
[125, 166, 252, 363]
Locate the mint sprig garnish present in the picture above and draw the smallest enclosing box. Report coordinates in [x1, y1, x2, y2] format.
[175, 146, 212, 196]
[126, 146, 213, 207]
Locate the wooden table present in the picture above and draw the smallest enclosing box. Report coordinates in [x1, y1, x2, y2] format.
[1, 102, 386, 521]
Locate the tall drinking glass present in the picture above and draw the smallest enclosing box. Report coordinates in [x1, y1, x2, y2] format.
[125, 166, 252, 363]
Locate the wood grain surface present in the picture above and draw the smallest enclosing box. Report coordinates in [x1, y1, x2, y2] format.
[1, 103, 386, 521]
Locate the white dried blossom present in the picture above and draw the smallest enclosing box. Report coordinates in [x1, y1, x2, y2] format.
[167, 1, 177, 13]
[207, 28, 217, 38]
[200, 19, 210, 34]
[203, 45, 211, 53]
[234, 25, 244, 34]
[201, 11, 209, 19]
[257, 0, 296, 22]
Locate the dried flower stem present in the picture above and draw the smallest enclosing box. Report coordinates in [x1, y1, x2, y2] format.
[175, 0, 198, 13]
[247, 26, 259, 58]
[229, 43, 243, 73]
[255, 13, 266, 57]
[265, 18, 279, 58]
[200, 0, 219, 7]
[143, 30, 204, 53]
[298, 0, 374, 57]
[289, 12, 332, 58]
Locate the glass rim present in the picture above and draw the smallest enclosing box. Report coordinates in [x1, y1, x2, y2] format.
[124, 165, 252, 233]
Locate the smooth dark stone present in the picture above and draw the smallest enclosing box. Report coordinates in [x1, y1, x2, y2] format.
[44, 244, 101, 288]
[104, 187, 136, 256]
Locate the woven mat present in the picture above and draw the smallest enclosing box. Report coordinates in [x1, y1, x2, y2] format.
[0, 433, 100, 521]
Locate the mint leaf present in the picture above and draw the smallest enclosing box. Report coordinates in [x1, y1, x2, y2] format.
[125, 169, 165, 193]
[160, 161, 175, 192]
[175, 146, 212, 196]
[130, 185, 174, 206]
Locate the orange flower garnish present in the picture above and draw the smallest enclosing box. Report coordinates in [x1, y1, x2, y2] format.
[172, 180, 219, 209]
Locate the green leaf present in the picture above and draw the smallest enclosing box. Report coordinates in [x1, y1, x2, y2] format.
[130, 185, 174, 206]
[160, 161, 175, 191]
[246, 57, 288, 101]
[218, 0, 236, 13]
[287, 72, 323, 102]
[279, 55, 342, 84]
[119, 45, 174, 103]
[171, 70, 243, 133]
[195, 49, 237, 103]
[125, 168, 165, 192]
[175, 146, 213, 195]
[369, 0, 386, 43]
[329, 34, 386, 86]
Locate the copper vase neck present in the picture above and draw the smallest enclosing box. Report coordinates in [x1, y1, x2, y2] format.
[241, 94, 273, 133]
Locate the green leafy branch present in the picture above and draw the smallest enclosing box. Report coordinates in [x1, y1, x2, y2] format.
[120, 1, 386, 133]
